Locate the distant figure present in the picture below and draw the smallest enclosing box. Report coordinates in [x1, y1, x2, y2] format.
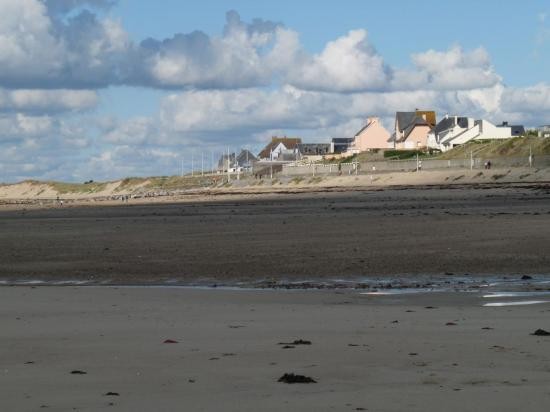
[418, 160, 422, 171]
[487, 160, 491, 170]
[484, 161, 488, 170]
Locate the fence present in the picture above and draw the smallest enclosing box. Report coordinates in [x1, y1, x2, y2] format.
[281, 155, 550, 177]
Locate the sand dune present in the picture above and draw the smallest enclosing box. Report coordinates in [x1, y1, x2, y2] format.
[1, 168, 550, 205]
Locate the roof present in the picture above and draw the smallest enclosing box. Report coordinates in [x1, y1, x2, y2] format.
[433, 116, 469, 135]
[218, 153, 236, 168]
[395, 112, 417, 132]
[416, 111, 436, 127]
[236, 149, 258, 165]
[258, 137, 302, 159]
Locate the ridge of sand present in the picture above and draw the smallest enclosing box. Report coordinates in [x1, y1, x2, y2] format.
[1, 168, 549, 204]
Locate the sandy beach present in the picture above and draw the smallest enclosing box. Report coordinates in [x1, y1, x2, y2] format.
[2, 180, 550, 411]
[2, 286, 550, 412]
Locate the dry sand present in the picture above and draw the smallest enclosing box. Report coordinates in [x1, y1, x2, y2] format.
[1, 168, 550, 204]
[1, 286, 550, 412]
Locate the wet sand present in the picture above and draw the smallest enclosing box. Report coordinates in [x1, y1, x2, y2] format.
[3, 183, 550, 411]
[1, 184, 550, 283]
[2, 286, 550, 412]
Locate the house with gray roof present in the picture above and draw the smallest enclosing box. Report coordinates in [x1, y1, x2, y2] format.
[258, 137, 302, 161]
[218, 149, 259, 172]
[235, 149, 258, 170]
[390, 110, 436, 150]
[428, 115, 525, 152]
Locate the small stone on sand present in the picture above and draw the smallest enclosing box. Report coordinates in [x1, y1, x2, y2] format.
[278, 373, 316, 384]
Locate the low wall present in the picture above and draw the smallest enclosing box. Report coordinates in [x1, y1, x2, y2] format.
[281, 155, 550, 176]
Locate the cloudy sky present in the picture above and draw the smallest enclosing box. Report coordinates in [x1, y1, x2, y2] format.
[0, 0, 549, 182]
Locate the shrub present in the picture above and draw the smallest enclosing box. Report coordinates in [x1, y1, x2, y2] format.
[383, 150, 423, 160]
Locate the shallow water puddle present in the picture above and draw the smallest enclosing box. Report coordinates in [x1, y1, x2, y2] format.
[361, 288, 443, 296]
[484, 292, 550, 298]
[483, 300, 550, 307]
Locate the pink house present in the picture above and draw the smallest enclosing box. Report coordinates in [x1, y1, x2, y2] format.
[390, 110, 436, 150]
[348, 117, 391, 153]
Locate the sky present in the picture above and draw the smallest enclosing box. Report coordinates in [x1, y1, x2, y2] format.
[0, 0, 549, 182]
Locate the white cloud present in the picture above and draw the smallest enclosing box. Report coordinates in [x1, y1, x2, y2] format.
[0, 0, 132, 89]
[0, 88, 98, 112]
[284, 29, 391, 92]
[141, 11, 281, 89]
[103, 116, 159, 145]
[500, 83, 550, 118]
[159, 86, 354, 135]
[0, 113, 53, 140]
[406, 46, 501, 90]
[0, 3, 507, 95]
[0, 0, 65, 84]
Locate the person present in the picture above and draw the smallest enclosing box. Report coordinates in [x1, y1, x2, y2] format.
[418, 160, 422, 171]
[487, 160, 491, 170]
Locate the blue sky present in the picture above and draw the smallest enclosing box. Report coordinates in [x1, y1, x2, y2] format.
[0, 0, 549, 182]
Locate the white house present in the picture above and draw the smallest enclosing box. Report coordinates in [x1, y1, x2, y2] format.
[258, 137, 302, 161]
[537, 125, 550, 138]
[428, 116, 525, 152]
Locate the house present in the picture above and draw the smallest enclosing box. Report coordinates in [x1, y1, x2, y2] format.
[258, 137, 302, 161]
[330, 137, 355, 154]
[390, 110, 436, 150]
[218, 149, 259, 172]
[217, 153, 236, 172]
[537, 125, 550, 138]
[427, 116, 475, 151]
[347, 117, 391, 153]
[498, 122, 525, 136]
[236, 149, 258, 171]
[428, 115, 525, 152]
